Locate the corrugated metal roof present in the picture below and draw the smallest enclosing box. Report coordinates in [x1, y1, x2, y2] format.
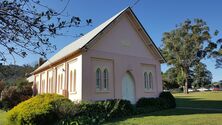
[34, 7, 165, 73]
[34, 7, 128, 73]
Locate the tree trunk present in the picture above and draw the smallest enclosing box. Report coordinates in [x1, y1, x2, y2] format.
[183, 68, 189, 94]
[184, 77, 189, 94]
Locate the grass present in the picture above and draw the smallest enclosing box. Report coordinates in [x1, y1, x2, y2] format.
[174, 91, 222, 109]
[105, 108, 222, 125]
[104, 91, 222, 125]
[1, 91, 222, 125]
[0, 109, 8, 125]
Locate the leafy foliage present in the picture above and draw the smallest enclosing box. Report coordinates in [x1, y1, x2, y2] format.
[0, 80, 5, 97]
[1, 80, 32, 110]
[0, 64, 34, 85]
[162, 63, 212, 89]
[159, 91, 176, 108]
[162, 19, 218, 93]
[59, 99, 134, 125]
[162, 68, 180, 89]
[136, 97, 163, 108]
[0, 0, 92, 62]
[7, 94, 73, 125]
[192, 63, 212, 88]
[7, 94, 134, 125]
[136, 92, 176, 114]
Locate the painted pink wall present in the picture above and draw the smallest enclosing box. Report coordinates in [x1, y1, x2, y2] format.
[82, 13, 162, 102]
[33, 12, 163, 103]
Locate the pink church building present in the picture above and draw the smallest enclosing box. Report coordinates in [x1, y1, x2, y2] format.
[33, 7, 165, 104]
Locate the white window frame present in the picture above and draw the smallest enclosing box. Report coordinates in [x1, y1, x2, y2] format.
[144, 71, 154, 92]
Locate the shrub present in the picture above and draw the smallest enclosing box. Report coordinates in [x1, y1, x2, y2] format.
[70, 99, 134, 125]
[99, 99, 134, 119]
[1, 85, 33, 110]
[135, 97, 164, 114]
[0, 100, 3, 109]
[159, 91, 176, 108]
[7, 94, 134, 125]
[57, 99, 134, 125]
[136, 97, 162, 108]
[0, 80, 5, 97]
[135, 92, 176, 114]
[7, 94, 74, 125]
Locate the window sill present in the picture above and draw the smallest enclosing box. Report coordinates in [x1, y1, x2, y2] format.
[69, 91, 77, 94]
[96, 90, 111, 93]
[144, 89, 155, 93]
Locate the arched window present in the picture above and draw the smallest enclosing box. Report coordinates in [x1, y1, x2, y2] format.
[42, 80, 45, 93]
[74, 69, 76, 92]
[48, 75, 52, 93]
[144, 72, 148, 89]
[96, 68, 101, 90]
[70, 71, 73, 92]
[50, 77, 53, 93]
[58, 75, 60, 93]
[61, 74, 63, 90]
[149, 72, 153, 89]
[46, 79, 48, 93]
[36, 82, 39, 94]
[103, 69, 109, 90]
[47, 78, 50, 93]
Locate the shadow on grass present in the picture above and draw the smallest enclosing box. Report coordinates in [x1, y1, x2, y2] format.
[105, 108, 222, 124]
[105, 96, 222, 124]
[176, 97, 222, 109]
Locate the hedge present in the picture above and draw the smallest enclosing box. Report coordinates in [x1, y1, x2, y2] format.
[7, 94, 134, 125]
[58, 99, 134, 125]
[159, 91, 176, 108]
[135, 92, 176, 114]
[7, 92, 175, 125]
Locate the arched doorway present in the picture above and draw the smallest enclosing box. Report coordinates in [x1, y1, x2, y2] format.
[122, 72, 135, 104]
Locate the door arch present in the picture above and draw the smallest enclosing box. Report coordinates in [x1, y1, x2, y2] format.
[122, 72, 135, 104]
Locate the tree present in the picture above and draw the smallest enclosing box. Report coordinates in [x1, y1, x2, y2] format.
[0, 64, 34, 85]
[162, 19, 218, 94]
[192, 63, 212, 88]
[0, 0, 92, 63]
[1, 79, 33, 110]
[0, 80, 5, 97]
[162, 67, 180, 90]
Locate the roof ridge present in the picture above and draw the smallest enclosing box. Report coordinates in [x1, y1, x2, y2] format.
[34, 7, 129, 73]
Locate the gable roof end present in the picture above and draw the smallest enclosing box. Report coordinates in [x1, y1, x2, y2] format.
[33, 7, 165, 74]
[127, 8, 166, 63]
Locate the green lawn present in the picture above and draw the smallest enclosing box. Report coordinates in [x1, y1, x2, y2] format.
[174, 91, 222, 109]
[105, 108, 222, 125]
[1, 91, 222, 125]
[105, 91, 222, 125]
[0, 110, 8, 125]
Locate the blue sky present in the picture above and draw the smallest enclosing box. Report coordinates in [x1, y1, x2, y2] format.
[10, 0, 222, 81]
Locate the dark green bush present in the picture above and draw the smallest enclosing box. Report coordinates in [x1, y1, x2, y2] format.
[1, 85, 33, 110]
[99, 99, 134, 119]
[0, 100, 3, 109]
[7, 94, 75, 125]
[135, 92, 176, 114]
[136, 97, 162, 108]
[57, 99, 134, 125]
[159, 91, 176, 108]
[135, 97, 164, 114]
[73, 99, 133, 125]
[7, 94, 134, 125]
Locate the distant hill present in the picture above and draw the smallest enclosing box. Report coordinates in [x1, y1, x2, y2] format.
[0, 64, 35, 84]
